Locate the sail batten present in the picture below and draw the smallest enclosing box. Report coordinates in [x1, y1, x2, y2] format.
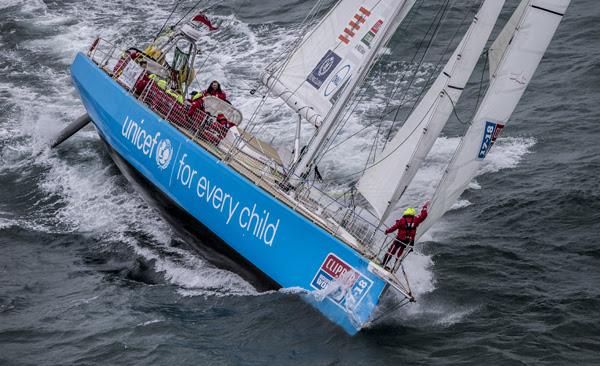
[357, 0, 505, 222]
[417, 0, 571, 239]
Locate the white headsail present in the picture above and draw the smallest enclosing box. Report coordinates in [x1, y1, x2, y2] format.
[417, 0, 571, 239]
[262, 0, 416, 179]
[357, 0, 504, 223]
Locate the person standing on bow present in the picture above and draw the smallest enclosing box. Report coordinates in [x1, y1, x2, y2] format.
[205, 80, 228, 102]
[382, 202, 428, 270]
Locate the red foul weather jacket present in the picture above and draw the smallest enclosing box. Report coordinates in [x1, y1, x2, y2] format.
[205, 89, 227, 101]
[385, 210, 428, 243]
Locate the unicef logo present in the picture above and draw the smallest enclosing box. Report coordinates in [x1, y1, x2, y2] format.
[156, 139, 173, 170]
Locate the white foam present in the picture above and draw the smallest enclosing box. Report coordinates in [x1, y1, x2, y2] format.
[137, 319, 162, 327]
[0, 5, 269, 297]
[2, 2, 539, 321]
[391, 300, 480, 328]
[481, 136, 535, 174]
[1, 0, 47, 12]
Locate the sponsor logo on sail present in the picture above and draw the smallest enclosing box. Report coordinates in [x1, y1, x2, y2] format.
[324, 64, 351, 97]
[311, 253, 373, 309]
[360, 19, 384, 48]
[478, 120, 505, 159]
[307, 50, 342, 89]
[339, 6, 371, 44]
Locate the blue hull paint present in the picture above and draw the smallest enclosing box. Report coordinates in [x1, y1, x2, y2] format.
[70, 53, 385, 334]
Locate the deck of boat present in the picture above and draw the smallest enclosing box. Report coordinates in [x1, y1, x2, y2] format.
[87, 40, 390, 264]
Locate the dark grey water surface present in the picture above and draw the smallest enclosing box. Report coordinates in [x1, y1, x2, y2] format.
[1, 0, 599, 365]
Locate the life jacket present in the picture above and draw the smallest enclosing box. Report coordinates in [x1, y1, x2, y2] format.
[144, 45, 162, 60]
[394, 215, 419, 243]
[188, 93, 205, 116]
[163, 88, 183, 104]
[205, 89, 227, 101]
[134, 72, 150, 94]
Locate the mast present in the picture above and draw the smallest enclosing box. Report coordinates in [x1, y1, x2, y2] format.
[290, 1, 415, 183]
[260, 0, 417, 184]
[416, 0, 572, 239]
[357, 0, 505, 223]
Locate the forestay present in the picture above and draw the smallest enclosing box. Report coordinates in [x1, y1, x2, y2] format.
[417, 0, 571, 239]
[357, 0, 504, 223]
[262, 0, 414, 128]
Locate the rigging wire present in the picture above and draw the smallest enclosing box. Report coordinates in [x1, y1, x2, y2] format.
[448, 49, 489, 125]
[229, 0, 327, 143]
[246, 0, 328, 122]
[383, 0, 454, 149]
[316, 0, 429, 161]
[313, 0, 455, 181]
[174, 0, 214, 27]
[224, 0, 329, 161]
[317, 0, 449, 177]
[305, 1, 487, 185]
[300, 0, 435, 183]
[318, 0, 451, 167]
[154, 0, 181, 41]
[380, 0, 453, 145]
[369, 296, 412, 324]
[325, 45, 487, 155]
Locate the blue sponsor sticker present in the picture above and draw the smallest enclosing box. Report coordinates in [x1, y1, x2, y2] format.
[478, 121, 505, 159]
[307, 50, 342, 89]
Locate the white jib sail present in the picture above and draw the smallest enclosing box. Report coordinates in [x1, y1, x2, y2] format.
[417, 0, 571, 239]
[263, 0, 414, 128]
[357, 0, 504, 223]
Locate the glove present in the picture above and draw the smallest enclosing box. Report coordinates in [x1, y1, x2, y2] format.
[422, 201, 430, 210]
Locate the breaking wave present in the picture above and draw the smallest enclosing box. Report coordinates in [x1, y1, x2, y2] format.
[1, 0, 535, 315]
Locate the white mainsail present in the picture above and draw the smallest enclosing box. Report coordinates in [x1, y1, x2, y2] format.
[262, 0, 416, 178]
[417, 0, 571, 239]
[357, 0, 504, 223]
[263, 0, 413, 127]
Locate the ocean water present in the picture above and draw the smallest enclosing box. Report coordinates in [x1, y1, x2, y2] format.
[1, 0, 599, 364]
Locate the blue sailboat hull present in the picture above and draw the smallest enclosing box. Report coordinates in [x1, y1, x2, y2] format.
[70, 52, 386, 334]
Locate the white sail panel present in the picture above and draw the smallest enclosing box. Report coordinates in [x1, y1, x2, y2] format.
[286, 0, 416, 181]
[417, 0, 571, 239]
[488, 0, 528, 76]
[357, 0, 504, 222]
[263, 0, 412, 127]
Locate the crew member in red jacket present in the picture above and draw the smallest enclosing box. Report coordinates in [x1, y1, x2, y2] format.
[382, 202, 428, 270]
[188, 91, 205, 115]
[205, 80, 228, 101]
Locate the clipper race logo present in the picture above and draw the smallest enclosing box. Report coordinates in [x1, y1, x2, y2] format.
[307, 50, 342, 89]
[311, 253, 373, 310]
[478, 121, 505, 159]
